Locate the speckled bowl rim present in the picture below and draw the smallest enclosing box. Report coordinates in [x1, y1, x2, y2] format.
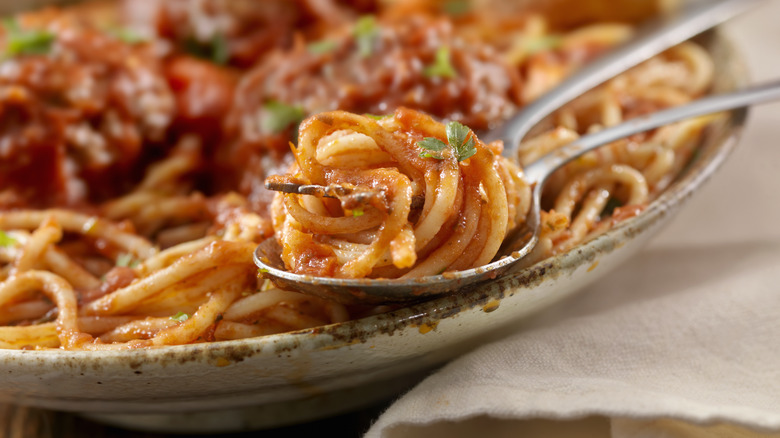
[0, 29, 748, 367]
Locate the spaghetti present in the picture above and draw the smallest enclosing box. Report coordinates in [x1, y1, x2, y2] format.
[268, 108, 528, 278]
[0, 0, 716, 350]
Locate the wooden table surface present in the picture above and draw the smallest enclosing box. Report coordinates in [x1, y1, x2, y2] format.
[0, 400, 392, 438]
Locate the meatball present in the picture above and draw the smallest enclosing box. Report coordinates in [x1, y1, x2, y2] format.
[0, 12, 175, 207]
[121, 0, 379, 68]
[219, 14, 522, 210]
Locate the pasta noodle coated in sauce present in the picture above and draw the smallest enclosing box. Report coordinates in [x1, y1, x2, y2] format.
[268, 108, 528, 278]
[0, 0, 716, 349]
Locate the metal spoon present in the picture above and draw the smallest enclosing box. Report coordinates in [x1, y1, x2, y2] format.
[491, 0, 765, 154]
[256, 80, 780, 304]
[254, 0, 767, 304]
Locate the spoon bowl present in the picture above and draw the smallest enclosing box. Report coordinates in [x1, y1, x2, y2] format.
[254, 220, 539, 304]
[255, 79, 780, 304]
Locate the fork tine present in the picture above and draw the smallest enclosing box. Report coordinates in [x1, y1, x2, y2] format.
[265, 181, 315, 195]
[265, 181, 358, 199]
[265, 180, 426, 209]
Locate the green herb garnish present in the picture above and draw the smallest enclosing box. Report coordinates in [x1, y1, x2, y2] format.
[446, 121, 477, 161]
[307, 39, 337, 55]
[115, 253, 140, 268]
[211, 34, 230, 64]
[109, 27, 148, 45]
[417, 121, 476, 162]
[418, 137, 448, 160]
[424, 46, 457, 79]
[364, 113, 391, 120]
[351, 208, 364, 217]
[525, 35, 562, 55]
[353, 15, 379, 58]
[183, 33, 229, 65]
[261, 100, 305, 134]
[258, 268, 269, 274]
[0, 230, 17, 247]
[170, 311, 190, 322]
[2, 18, 55, 57]
[443, 0, 471, 16]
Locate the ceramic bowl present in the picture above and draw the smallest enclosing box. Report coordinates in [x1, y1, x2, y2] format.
[0, 16, 748, 435]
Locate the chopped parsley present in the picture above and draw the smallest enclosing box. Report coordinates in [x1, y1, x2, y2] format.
[261, 100, 305, 134]
[115, 253, 140, 268]
[351, 207, 364, 217]
[424, 46, 457, 79]
[307, 39, 337, 55]
[525, 35, 562, 55]
[353, 15, 379, 58]
[2, 18, 55, 57]
[109, 27, 148, 45]
[183, 33, 229, 65]
[170, 311, 190, 322]
[418, 121, 477, 162]
[257, 268, 269, 274]
[417, 137, 448, 160]
[364, 113, 391, 120]
[0, 230, 17, 247]
[443, 0, 471, 17]
[211, 34, 230, 64]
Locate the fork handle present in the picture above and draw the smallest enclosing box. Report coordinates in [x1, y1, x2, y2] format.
[523, 79, 780, 185]
[494, 0, 765, 158]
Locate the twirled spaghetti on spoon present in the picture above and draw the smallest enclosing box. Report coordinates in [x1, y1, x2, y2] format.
[268, 109, 529, 279]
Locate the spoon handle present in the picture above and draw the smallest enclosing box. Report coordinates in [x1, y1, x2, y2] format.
[497, 0, 765, 156]
[523, 79, 780, 184]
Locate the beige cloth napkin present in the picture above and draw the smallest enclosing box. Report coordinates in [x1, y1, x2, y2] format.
[366, 4, 780, 438]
